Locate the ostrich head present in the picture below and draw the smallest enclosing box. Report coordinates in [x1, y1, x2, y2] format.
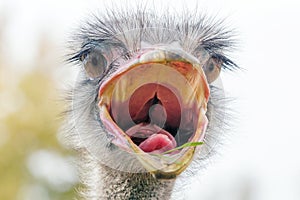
[64, 5, 237, 199]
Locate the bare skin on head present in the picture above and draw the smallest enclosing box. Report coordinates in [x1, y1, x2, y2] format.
[64, 5, 238, 200]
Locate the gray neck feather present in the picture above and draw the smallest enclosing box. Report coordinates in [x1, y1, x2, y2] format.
[101, 165, 175, 199]
[83, 163, 175, 200]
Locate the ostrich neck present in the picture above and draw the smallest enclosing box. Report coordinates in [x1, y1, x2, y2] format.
[91, 165, 176, 199]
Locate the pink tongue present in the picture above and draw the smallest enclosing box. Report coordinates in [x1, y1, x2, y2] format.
[126, 123, 177, 153]
[139, 134, 175, 153]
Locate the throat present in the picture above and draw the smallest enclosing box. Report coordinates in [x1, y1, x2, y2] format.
[98, 165, 176, 200]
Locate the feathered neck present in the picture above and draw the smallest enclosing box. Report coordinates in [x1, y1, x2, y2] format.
[80, 158, 176, 199]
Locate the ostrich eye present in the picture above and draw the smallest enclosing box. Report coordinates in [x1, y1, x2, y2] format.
[82, 48, 108, 79]
[203, 58, 221, 83]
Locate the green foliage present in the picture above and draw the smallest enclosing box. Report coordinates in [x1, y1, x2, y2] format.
[0, 41, 77, 199]
[163, 142, 204, 154]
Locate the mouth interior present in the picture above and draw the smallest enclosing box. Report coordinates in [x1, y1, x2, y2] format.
[125, 83, 180, 153]
[108, 63, 201, 154]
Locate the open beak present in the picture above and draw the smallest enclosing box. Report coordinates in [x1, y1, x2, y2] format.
[98, 47, 210, 179]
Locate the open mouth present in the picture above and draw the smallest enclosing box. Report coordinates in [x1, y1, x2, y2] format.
[98, 48, 210, 178]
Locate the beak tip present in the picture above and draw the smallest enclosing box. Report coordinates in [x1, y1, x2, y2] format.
[152, 171, 177, 180]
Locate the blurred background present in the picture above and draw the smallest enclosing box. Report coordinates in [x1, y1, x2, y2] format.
[0, 0, 300, 199]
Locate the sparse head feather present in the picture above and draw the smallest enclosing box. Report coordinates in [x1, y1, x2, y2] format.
[67, 5, 238, 70]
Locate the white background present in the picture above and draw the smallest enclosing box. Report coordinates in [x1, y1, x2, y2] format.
[1, 0, 300, 199]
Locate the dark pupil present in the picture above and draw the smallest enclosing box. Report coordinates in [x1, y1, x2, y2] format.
[208, 63, 214, 72]
[92, 55, 100, 66]
[90, 53, 107, 68]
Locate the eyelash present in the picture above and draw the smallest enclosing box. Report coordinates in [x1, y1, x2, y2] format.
[210, 53, 238, 71]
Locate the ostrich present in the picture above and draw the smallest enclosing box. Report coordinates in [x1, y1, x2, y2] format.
[63, 5, 238, 200]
